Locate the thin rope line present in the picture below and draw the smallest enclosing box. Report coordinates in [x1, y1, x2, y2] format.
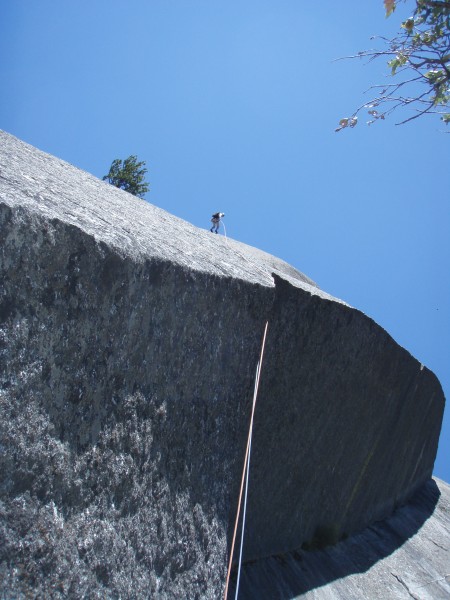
[235, 362, 259, 600]
[223, 322, 269, 600]
[235, 419, 252, 600]
[221, 220, 230, 247]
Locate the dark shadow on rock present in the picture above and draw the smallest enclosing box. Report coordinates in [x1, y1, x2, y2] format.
[229, 479, 441, 600]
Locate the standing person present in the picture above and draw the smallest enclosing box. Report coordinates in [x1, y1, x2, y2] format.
[210, 212, 225, 234]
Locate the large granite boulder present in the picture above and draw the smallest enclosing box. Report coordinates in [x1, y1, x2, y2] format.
[0, 131, 446, 598]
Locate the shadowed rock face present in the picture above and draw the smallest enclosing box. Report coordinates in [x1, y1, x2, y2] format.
[0, 131, 446, 598]
[233, 478, 450, 600]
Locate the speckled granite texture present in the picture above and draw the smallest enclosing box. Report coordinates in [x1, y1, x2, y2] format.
[0, 131, 446, 598]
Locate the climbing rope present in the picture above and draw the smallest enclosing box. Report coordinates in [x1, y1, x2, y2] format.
[223, 322, 269, 600]
[221, 219, 229, 244]
[235, 360, 259, 600]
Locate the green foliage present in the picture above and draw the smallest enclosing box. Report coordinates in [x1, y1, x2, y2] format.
[103, 156, 149, 198]
[337, 0, 450, 129]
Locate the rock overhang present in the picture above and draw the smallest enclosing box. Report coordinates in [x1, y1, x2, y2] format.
[0, 130, 446, 598]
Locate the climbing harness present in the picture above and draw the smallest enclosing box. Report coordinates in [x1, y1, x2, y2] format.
[223, 322, 269, 600]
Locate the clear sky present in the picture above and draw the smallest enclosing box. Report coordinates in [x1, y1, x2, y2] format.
[2, 1, 449, 482]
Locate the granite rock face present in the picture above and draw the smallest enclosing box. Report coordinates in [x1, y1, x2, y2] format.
[0, 131, 446, 598]
[234, 478, 450, 600]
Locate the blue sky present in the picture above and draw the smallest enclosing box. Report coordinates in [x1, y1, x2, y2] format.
[2, 1, 448, 482]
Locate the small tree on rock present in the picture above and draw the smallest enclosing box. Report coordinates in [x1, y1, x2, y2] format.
[103, 156, 149, 198]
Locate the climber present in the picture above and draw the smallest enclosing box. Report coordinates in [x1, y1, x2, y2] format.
[210, 212, 225, 234]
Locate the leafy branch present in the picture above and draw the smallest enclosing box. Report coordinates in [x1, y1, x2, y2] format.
[336, 0, 450, 130]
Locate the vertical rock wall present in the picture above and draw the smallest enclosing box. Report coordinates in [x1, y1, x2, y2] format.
[0, 131, 445, 598]
[0, 203, 271, 597]
[246, 275, 444, 559]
